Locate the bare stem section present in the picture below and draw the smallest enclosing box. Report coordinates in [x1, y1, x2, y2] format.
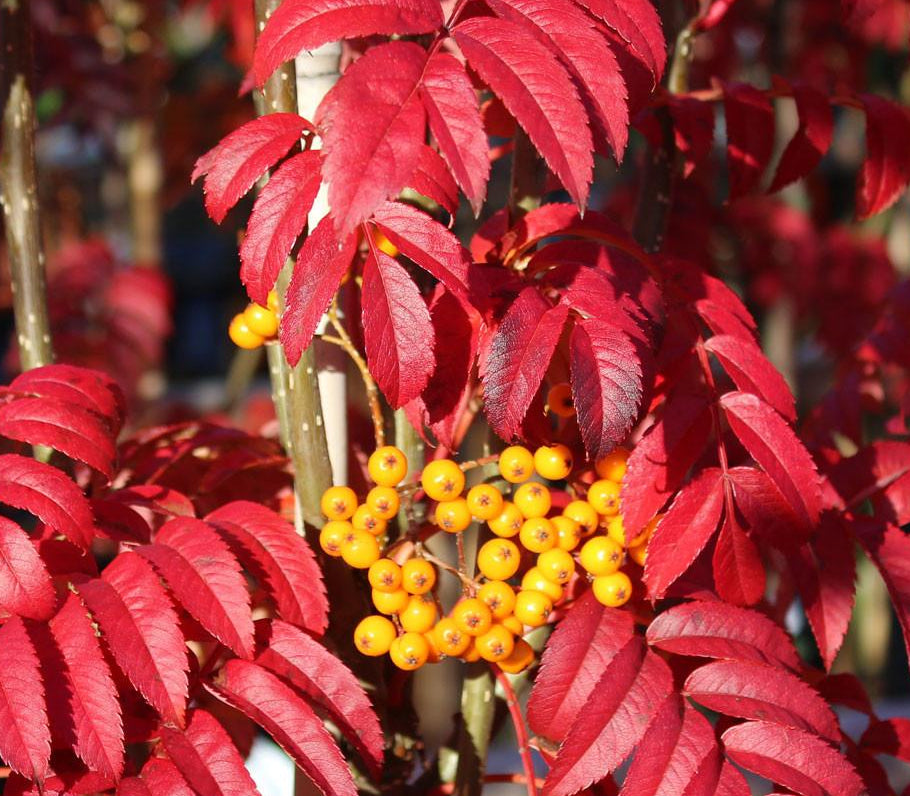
[1, 0, 53, 370]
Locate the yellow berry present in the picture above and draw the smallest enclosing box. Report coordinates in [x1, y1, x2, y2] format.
[536, 548, 576, 585]
[521, 567, 564, 601]
[452, 598, 493, 637]
[498, 637, 535, 673]
[423, 629, 442, 663]
[434, 617, 471, 657]
[321, 486, 358, 520]
[389, 632, 429, 670]
[514, 482, 552, 519]
[628, 541, 648, 566]
[519, 517, 557, 554]
[553, 515, 582, 551]
[421, 459, 465, 502]
[533, 444, 573, 481]
[475, 624, 515, 662]
[372, 588, 409, 614]
[352, 504, 387, 536]
[435, 497, 472, 533]
[513, 590, 553, 627]
[401, 558, 436, 595]
[366, 486, 400, 520]
[341, 530, 381, 569]
[461, 639, 481, 662]
[354, 615, 396, 656]
[501, 615, 524, 635]
[563, 500, 599, 536]
[587, 479, 621, 517]
[477, 539, 521, 581]
[595, 448, 629, 482]
[579, 536, 623, 576]
[319, 520, 350, 557]
[266, 289, 280, 314]
[478, 580, 517, 620]
[368, 446, 408, 487]
[489, 502, 524, 538]
[592, 571, 633, 607]
[368, 558, 402, 592]
[228, 313, 265, 350]
[606, 515, 627, 547]
[466, 484, 504, 521]
[498, 446, 534, 484]
[243, 303, 279, 338]
[399, 594, 438, 634]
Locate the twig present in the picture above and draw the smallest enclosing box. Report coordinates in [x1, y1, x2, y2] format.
[491, 665, 539, 796]
[419, 549, 476, 594]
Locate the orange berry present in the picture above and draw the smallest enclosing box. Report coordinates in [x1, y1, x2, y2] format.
[519, 517, 557, 553]
[421, 459, 465, 502]
[477, 539, 521, 581]
[587, 479, 621, 517]
[399, 594, 438, 634]
[553, 515, 582, 551]
[461, 639, 481, 662]
[501, 615, 524, 635]
[628, 541, 648, 566]
[563, 500, 599, 536]
[319, 520, 350, 557]
[341, 530, 381, 569]
[366, 486, 400, 520]
[320, 486, 358, 520]
[533, 444, 573, 481]
[389, 632, 429, 670]
[513, 590, 553, 627]
[633, 514, 662, 548]
[514, 482, 552, 519]
[352, 504, 387, 536]
[372, 588, 409, 614]
[401, 558, 436, 595]
[434, 617, 471, 657]
[466, 484, 504, 521]
[489, 502, 524, 538]
[475, 624, 515, 662]
[546, 382, 575, 418]
[452, 598, 493, 637]
[498, 637, 535, 673]
[592, 571, 633, 607]
[520, 567, 564, 601]
[374, 230, 399, 258]
[243, 303, 279, 338]
[228, 313, 265, 350]
[477, 580, 517, 620]
[536, 548, 575, 585]
[498, 446, 534, 484]
[266, 290, 280, 314]
[354, 615, 396, 656]
[368, 445, 408, 487]
[435, 497, 472, 533]
[606, 515, 627, 547]
[368, 558, 402, 592]
[579, 536, 623, 576]
[595, 447, 629, 482]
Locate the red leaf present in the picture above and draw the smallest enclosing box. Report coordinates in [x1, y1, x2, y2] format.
[453, 16, 593, 207]
[528, 590, 635, 743]
[206, 501, 328, 636]
[483, 289, 569, 441]
[210, 659, 358, 796]
[830, 441, 910, 523]
[621, 392, 713, 539]
[729, 466, 812, 549]
[861, 718, 910, 762]
[318, 41, 427, 234]
[138, 758, 195, 796]
[253, 0, 442, 85]
[257, 620, 384, 778]
[768, 83, 834, 193]
[857, 94, 910, 219]
[789, 514, 856, 670]
[818, 673, 875, 717]
[408, 146, 459, 214]
[485, 0, 628, 160]
[668, 97, 715, 177]
[0, 616, 50, 780]
[714, 761, 752, 796]
[361, 248, 436, 408]
[78, 554, 189, 726]
[372, 201, 473, 298]
[107, 485, 196, 520]
[280, 217, 357, 366]
[570, 317, 642, 460]
[705, 334, 795, 422]
[192, 114, 312, 224]
[543, 641, 673, 796]
[854, 519, 910, 671]
[618, 697, 721, 796]
[0, 397, 116, 478]
[581, 0, 666, 81]
[720, 391, 822, 526]
[646, 600, 801, 670]
[643, 468, 725, 599]
[723, 84, 775, 198]
[0, 516, 55, 620]
[722, 721, 865, 796]
[685, 659, 839, 741]
[419, 53, 490, 212]
[240, 151, 321, 306]
[160, 709, 260, 796]
[49, 593, 124, 779]
[712, 512, 765, 607]
[139, 517, 254, 659]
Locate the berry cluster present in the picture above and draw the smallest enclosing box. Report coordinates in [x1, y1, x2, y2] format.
[317, 443, 656, 671]
[228, 291, 280, 350]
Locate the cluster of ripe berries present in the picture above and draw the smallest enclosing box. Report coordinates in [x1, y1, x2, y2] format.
[317, 444, 656, 672]
[228, 291, 280, 350]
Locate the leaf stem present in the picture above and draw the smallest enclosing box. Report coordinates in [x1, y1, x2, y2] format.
[491, 665, 539, 796]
